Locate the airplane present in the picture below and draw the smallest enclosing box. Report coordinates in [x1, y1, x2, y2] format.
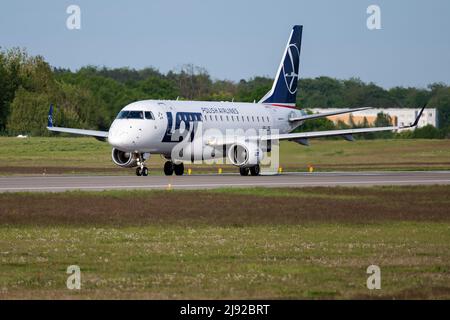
[47, 25, 426, 177]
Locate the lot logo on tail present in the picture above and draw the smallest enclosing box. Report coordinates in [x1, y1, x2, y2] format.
[283, 44, 300, 94]
[259, 25, 302, 105]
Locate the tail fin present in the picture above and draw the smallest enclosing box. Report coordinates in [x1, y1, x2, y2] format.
[259, 25, 303, 107]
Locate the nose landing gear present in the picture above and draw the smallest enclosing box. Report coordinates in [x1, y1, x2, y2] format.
[136, 166, 148, 176]
[135, 153, 149, 176]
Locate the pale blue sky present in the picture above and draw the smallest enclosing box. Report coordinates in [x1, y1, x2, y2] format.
[1, 0, 449, 88]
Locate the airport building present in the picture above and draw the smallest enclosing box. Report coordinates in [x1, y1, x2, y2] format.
[308, 108, 439, 131]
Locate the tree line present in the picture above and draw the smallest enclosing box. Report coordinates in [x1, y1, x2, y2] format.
[0, 48, 449, 138]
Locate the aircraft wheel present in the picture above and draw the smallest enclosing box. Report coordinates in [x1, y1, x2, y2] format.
[239, 167, 250, 176]
[164, 161, 174, 176]
[174, 163, 184, 176]
[250, 164, 260, 176]
[142, 167, 149, 176]
[136, 167, 143, 176]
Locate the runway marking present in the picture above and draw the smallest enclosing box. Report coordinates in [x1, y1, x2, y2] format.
[1, 179, 449, 192]
[1, 170, 449, 180]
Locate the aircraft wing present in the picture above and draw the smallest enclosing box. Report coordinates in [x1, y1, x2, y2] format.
[261, 125, 402, 142]
[46, 105, 109, 138]
[47, 126, 109, 138]
[288, 107, 372, 122]
[206, 106, 426, 146]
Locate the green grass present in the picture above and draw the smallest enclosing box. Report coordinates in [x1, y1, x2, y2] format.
[0, 137, 450, 174]
[209, 186, 373, 200]
[0, 137, 113, 168]
[278, 138, 450, 171]
[0, 223, 449, 299]
[0, 186, 449, 299]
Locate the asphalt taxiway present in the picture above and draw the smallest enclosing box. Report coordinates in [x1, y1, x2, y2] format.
[0, 171, 449, 192]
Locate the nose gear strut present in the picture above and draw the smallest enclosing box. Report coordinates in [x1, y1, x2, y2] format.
[135, 153, 149, 176]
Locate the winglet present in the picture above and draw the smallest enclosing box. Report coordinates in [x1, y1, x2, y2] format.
[410, 105, 426, 127]
[47, 104, 53, 128]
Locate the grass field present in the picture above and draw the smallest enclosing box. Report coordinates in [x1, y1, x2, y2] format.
[1, 186, 449, 299]
[0, 137, 449, 174]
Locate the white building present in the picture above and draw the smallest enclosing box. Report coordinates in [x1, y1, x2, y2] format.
[308, 108, 439, 131]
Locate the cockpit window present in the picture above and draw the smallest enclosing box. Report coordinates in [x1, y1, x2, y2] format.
[145, 111, 155, 120]
[116, 111, 144, 119]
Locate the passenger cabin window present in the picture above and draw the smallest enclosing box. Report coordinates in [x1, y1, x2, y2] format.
[144, 111, 155, 120]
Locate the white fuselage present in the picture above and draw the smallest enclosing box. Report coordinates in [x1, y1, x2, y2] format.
[107, 100, 305, 157]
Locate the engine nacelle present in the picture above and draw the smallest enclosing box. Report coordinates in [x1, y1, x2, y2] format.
[111, 148, 138, 168]
[228, 142, 263, 168]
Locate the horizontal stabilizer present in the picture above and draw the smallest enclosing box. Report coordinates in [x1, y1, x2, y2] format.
[289, 107, 372, 122]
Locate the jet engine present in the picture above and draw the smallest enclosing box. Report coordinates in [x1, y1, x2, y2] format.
[227, 142, 263, 168]
[111, 148, 139, 168]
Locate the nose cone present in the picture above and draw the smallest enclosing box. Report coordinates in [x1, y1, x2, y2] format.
[108, 123, 132, 151]
[108, 130, 127, 149]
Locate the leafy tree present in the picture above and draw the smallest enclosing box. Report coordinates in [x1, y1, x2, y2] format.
[410, 124, 443, 139]
[7, 88, 51, 135]
[0, 52, 8, 132]
[295, 115, 336, 133]
[372, 112, 393, 139]
[1, 48, 449, 139]
[342, 78, 366, 107]
[235, 77, 271, 103]
[428, 83, 450, 129]
[0, 48, 29, 132]
[138, 76, 179, 99]
[167, 64, 212, 100]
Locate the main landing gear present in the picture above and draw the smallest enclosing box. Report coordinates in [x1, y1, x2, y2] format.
[239, 164, 260, 176]
[164, 161, 184, 176]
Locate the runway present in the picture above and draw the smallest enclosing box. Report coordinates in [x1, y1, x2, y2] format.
[0, 171, 450, 192]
